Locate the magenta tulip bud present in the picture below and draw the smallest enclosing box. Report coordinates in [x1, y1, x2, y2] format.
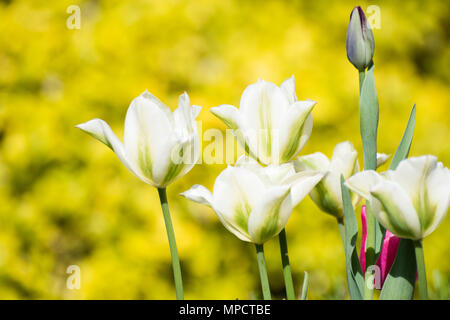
[360, 205, 401, 287]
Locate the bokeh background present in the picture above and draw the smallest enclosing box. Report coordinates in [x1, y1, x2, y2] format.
[0, 0, 449, 299]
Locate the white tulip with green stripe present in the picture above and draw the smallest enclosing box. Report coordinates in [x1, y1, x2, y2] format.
[181, 156, 325, 244]
[294, 141, 389, 219]
[76, 90, 202, 187]
[210, 77, 316, 165]
[345, 155, 450, 240]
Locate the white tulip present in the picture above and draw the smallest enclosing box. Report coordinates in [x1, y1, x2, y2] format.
[211, 76, 316, 165]
[294, 141, 389, 219]
[181, 156, 325, 244]
[76, 90, 202, 188]
[345, 155, 450, 240]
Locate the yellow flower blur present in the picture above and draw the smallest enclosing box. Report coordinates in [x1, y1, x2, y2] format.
[0, 0, 449, 299]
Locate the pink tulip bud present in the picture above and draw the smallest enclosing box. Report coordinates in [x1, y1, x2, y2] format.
[360, 205, 401, 287]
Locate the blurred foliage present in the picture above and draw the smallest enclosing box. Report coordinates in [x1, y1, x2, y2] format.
[0, 0, 449, 299]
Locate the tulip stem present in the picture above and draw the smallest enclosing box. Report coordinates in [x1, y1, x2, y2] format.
[157, 187, 184, 300]
[278, 229, 295, 300]
[300, 271, 309, 300]
[337, 217, 345, 247]
[255, 244, 271, 300]
[414, 240, 428, 300]
[363, 204, 375, 300]
[358, 70, 365, 93]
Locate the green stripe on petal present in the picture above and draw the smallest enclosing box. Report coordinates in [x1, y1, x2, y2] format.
[160, 160, 184, 187]
[280, 102, 315, 162]
[258, 89, 273, 159]
[234, 201, 252, 233]
[137, 141, 153, 180]
[248, 186, 291, 244]
[310, 180, 342, 218]
[371, 181, 421, 239]
[414, 186, 437, 235]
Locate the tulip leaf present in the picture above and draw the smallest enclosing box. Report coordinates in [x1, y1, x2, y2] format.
[359, 65, 386, 283]
[389, 104, 416, 170]
[340, 175, 364, 299]
[359, 64, 379, 171]
[300, 271, 309, 300]
[379, 239, 416, 300]
[379, 105, 417, 300]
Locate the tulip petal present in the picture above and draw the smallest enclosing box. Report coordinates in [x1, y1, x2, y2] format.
[174, 92, 201, 136]
[376, 153, 390, 168]
[76, 119, 137, 176]
[262, 163, 297, 185]
[239, 80, 289, 163]
[173, 93, 192, 134]
[235, 154, 260, 169]
[180, 184, 213, 207]
[370, 180, 421, 239]
[248, 185, 292, 244]
[210, 104, 242, 130]
[387, 156, 447, 236]
[360, 205, 367, 272]
[345, 170, 383, 200]
[422, 162, 450, 237]
[158, 135, 198, 187]
[376, 230, 400, 285]
[387, 155, 437, 204]
[330, 141, 358, 178]
[181, 183, 252, 242]
[123, 91, 175, 185]
[279, 100, 315, 163]
[310, 171, 344, 218]
[294, 152, 330, 171]
[283, 171, 325, 207]
[210, 104, 255, 159]
[212, 166, 265, 238]
[280, 75, 297, 104]
[191, 105, 202, 119]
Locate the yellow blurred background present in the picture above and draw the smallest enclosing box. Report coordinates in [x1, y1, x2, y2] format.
[0, 0, 449, 299]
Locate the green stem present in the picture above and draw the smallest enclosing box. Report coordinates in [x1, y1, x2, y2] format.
[278, 229, 295, 300]
[255, 243, 271, 300]
[363, 204, 375, 300]
[414, 240, 428, 300]
[337, 217, 345, 247]
[358, 70, 365, 94]
[359, 68, 375, 300]
[300, 271, 309, 300]
[157, 187, 184, 300]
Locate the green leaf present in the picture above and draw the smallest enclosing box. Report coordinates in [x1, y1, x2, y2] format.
[300, 271, 309, 300]
[389, 104, 416, 170]
[380, 105, 417, 300]
[380, 239, 416, 300]
[359, 65, 379, 171]
[359, 66, 386, 294]
[340, 175, 364, 299]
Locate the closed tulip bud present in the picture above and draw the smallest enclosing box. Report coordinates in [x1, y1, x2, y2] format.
[346, 156, 450, 240]
[294, 141, 389, 219]
[76, 90, 202, 188]
[181, 156, 324, 244]
[346, 6, 375, 71]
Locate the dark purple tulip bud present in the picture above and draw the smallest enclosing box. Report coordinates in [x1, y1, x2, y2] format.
[346, 6, 375, 71]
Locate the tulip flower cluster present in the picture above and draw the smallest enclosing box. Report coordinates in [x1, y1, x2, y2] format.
[76, 6, 449, 300]
[183, 77, 322, 300]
